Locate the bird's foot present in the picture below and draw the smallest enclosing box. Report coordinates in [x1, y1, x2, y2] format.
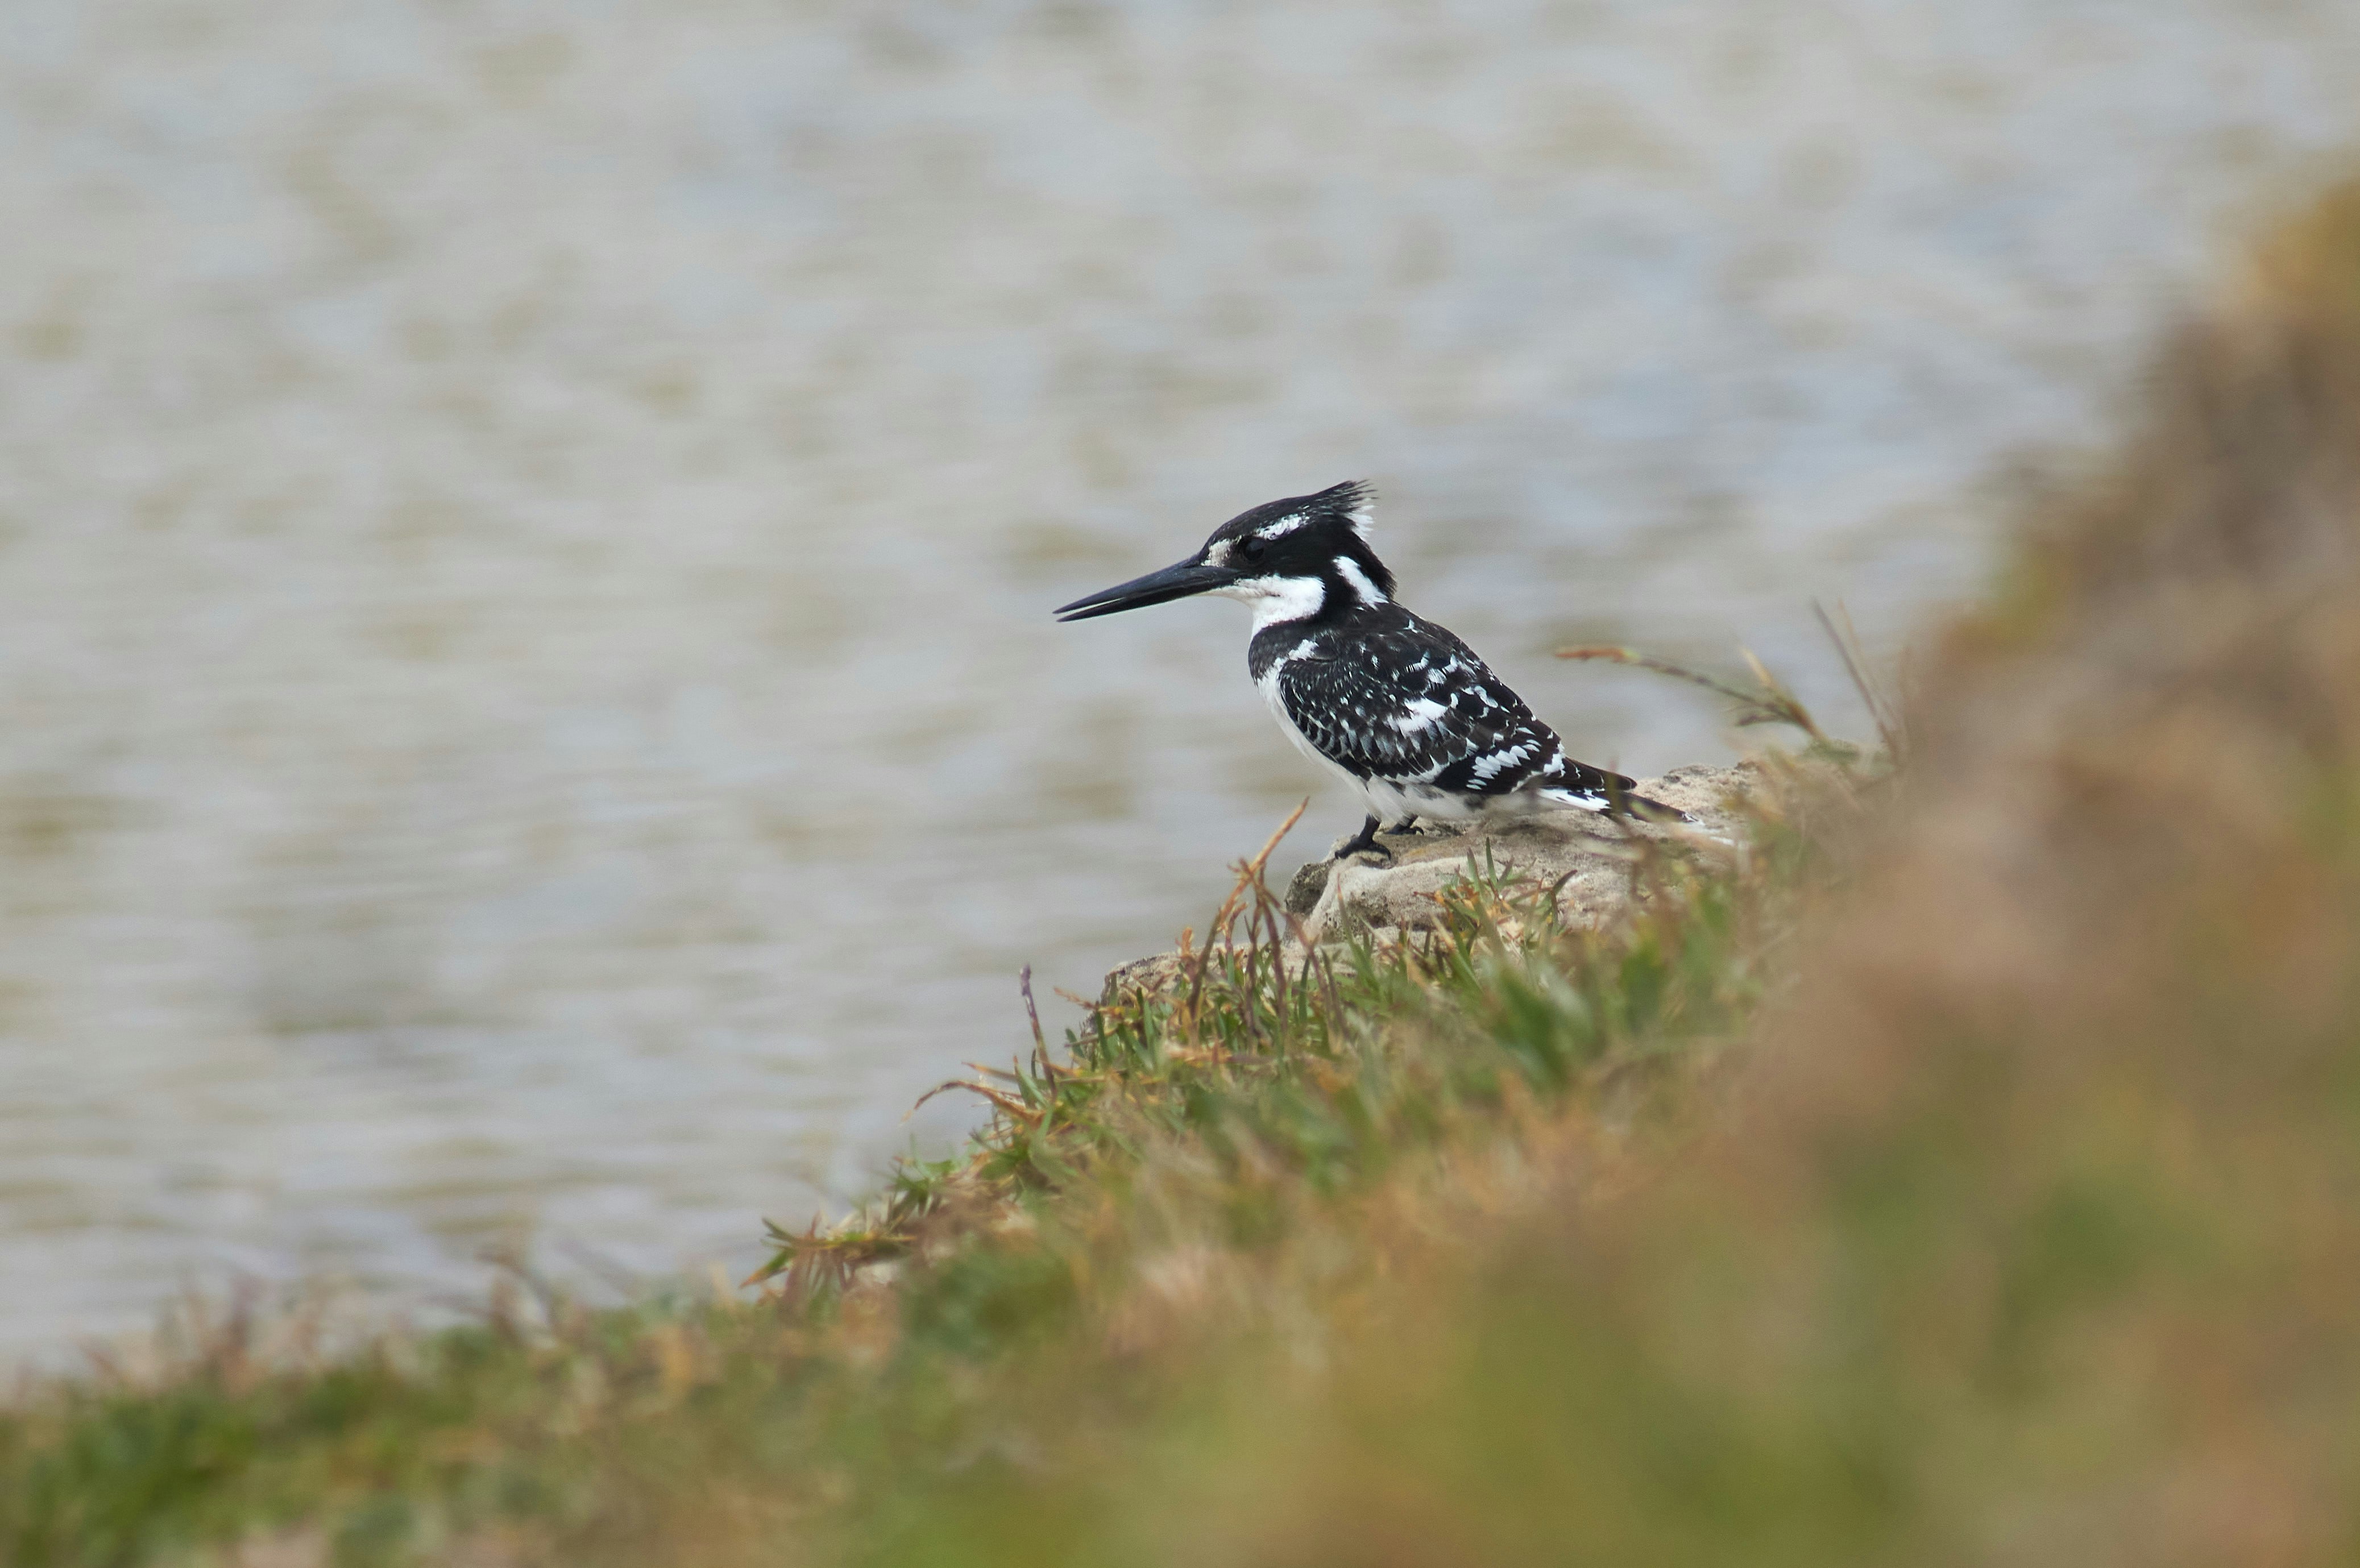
[1333, 814, 1392, 863]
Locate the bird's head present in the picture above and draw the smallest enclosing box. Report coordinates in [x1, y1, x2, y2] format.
[1055, 480, 1395, 627]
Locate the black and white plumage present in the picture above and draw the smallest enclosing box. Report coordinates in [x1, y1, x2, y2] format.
[1056, 480, 1681, 858]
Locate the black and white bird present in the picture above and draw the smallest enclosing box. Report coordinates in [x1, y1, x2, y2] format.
[1055, 480, 1681, 860]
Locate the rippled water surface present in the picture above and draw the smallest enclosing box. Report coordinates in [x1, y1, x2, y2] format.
[3, 0, 2357, 1363]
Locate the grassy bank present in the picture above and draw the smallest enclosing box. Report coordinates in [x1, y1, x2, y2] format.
[1, 769, 1830, 1567]
[13, 179, 2360, 1566]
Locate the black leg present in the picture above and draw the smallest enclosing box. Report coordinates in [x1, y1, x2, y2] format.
[1385, 815, 1419, 834]
[1334, 812, 1390, 862]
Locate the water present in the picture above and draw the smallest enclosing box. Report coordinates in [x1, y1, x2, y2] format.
[2, 0, 2355, 1367]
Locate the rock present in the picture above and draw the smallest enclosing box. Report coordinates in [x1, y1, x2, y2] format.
[1100, 949, 1187, 1007]
[1293, 764, 1756, 944]
[1101, 764, 1764, 1003]
[1282, 856, 1337, 918]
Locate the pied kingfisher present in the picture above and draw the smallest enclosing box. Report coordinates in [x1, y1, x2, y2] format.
[1056, 480, 1681, 860]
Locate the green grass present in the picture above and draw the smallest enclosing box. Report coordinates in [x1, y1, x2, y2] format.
[0, 769, 1821, 1568]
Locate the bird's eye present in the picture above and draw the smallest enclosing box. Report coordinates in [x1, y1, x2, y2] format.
[1239, 536, 1267, 563]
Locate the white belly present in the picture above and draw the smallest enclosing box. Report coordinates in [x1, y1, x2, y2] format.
[1252, 667, 1492, 822]
[1250, 670, 1608, 825]
[1255, 666, 1372, 798]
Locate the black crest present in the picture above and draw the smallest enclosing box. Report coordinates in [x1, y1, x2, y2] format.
[1202, 480, 1393, 602]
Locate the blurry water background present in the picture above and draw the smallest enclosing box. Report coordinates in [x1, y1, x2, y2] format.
[1, 0, 2355, 1366]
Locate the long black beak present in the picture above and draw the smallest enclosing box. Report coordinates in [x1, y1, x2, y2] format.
[1055, 558, 1238, 622]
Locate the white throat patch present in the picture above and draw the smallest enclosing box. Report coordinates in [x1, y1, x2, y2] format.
[1217, 573, 1326, 630]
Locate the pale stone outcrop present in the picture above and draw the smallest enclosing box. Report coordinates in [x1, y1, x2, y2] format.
[1102, 765, 1760, 1005]
[1287, 764, 1756, 944]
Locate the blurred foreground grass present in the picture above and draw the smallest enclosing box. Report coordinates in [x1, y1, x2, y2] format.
[12, 181, 2360, 1566]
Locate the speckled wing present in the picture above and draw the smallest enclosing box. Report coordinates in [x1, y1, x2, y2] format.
[1271, 616, 1636, 804]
